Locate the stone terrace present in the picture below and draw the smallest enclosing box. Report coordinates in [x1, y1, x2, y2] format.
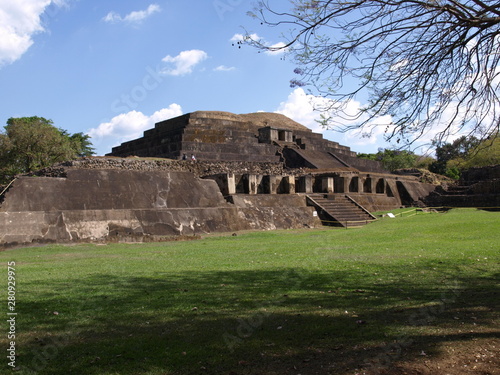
[107, 111, 360, 165]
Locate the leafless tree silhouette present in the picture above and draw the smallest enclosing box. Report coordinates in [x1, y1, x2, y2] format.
[246, 0, 500, 147]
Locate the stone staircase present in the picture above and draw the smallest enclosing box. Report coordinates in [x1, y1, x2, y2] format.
[440, 185, 473, 195]
[424, 184, 473, 207]
[423, 166, 500, 208]
[306, 194, 377, 228]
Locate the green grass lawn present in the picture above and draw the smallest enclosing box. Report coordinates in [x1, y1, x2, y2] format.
[1, 208, 498, 374]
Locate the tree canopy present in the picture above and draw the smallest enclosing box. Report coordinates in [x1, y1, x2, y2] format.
[0, 117, 94, 184]
[457, 134, 500, 168]
[430, 133, 499, 177]
[246, 0, 500, 147]
[358, 148, 418, 171]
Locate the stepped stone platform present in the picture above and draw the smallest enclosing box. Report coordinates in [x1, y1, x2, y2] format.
[107, 111, 382, 171]
[424, 165, 500, 208]
[0, 111, 443, 246]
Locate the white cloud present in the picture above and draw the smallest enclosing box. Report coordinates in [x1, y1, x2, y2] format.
[342, 115, 394, 151]
[103, 4, 161, 25]
[265, 42, 287, 55]
[230, 33, 287, 55]
[161, 49, 208, 76]
[230, 33, 259, 43]
[410, 103, 472, 146]
[276, 88, 366, 133]
[102, 12, 120, 23]
[276, 88, 328, 134]
[87, 104, 183, 155]
[276, 88, 479, 154]
[275, 88, 395, 153]
[214, 65, 235, 72]
[0, 0, 66, 66]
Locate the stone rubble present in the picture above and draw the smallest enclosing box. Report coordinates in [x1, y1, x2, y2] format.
[31, 157, 303, 178]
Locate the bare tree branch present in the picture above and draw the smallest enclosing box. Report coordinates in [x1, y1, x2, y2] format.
[246, 0, 500, 147]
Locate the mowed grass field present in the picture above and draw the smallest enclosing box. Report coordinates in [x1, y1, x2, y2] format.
[1, 208, 498, 375]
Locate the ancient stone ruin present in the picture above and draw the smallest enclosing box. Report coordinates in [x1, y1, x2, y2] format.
[0, 111, 438, 246]
[424, 165, 500, 208]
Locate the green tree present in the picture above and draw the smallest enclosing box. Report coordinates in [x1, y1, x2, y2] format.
[415, 156, 436, 170]
[0, 133, 16, 184]
[356, 153, 378, 161]
[358, 148, 417, 171]
[246, 1, 500, 146]
[429, 136, 480, 176]
[0, 117, 94, 184]
[61, 130, 95, 157]
[448, 134, 500, 170]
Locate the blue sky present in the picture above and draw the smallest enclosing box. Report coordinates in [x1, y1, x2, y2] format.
[0, 0, 401, 156]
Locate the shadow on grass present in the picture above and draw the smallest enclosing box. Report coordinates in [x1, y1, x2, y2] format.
[14, 268, 500, 375]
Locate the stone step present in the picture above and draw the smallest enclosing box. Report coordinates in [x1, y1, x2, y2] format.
[320, 205, 363, 212]
[313, 203, 352, 208]
[307, 194, 375, 228]
[330, 210, 372, 217]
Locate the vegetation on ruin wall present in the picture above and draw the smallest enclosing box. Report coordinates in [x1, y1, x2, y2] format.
[1, 208, 498, 374]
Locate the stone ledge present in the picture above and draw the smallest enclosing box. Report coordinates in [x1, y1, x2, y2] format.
[31, 157, 290, 178]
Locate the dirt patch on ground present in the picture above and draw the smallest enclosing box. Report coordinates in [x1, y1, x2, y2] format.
[369, 337, 499, 375]
[229, 336, 499, 375]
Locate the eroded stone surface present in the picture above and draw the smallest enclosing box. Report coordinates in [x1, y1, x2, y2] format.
[0, 169, 321, 246]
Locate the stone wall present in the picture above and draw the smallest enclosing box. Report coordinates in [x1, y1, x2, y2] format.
[202, 169, 436, 212]
[461, 165, 500, 184]
[425, 192, 500, 208]
[0, 167, 321, 246]
[228, 195, 321, 230]
[2, 170, 227, 212]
